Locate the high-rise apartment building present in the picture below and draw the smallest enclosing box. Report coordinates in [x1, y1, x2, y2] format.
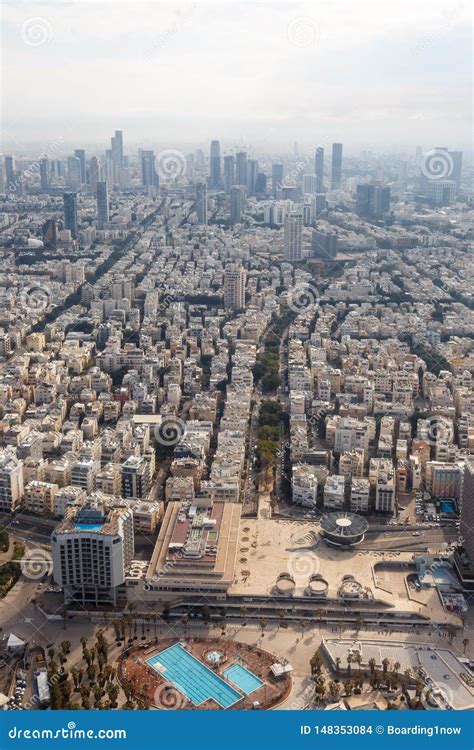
[247, 158, 258, 196]
[271, 163, 283, 198]
[224, 264, 246, 310]
[223, 155, 235, 193]
[209, 140, 221, 189]
[39, 157, 49, 190]
[283, 210, 303, 261]
[141, 150, 158, 187]
[235, 151, 248, 186]
[230, 185, 243, 225]
[315, 147, 324, 192]
[51, 498, 134, 606]
[195, 182, 208, 224]
[331, 143, 343, 190]
[89, 156, 100, 192]
[96, 180, 109, 225]
[0, 450, 24, 513]
[67, 156, 82, 190]
[63, 192, 78, 239]
[74, 149, 86, 185]
[356, 184, 391, 218]
[42, 219, 58, 251]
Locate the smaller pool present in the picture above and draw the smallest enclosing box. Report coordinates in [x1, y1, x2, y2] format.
[223, 663, 263, 695]
[75, 523, 103, 531]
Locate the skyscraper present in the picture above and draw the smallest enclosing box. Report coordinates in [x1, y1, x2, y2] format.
[209, 140, 221, 189]
[303, 174, 317, 194]
[356, 184, 390, 218]
[67, 156, 82, 190]
[247, 158, 258, 196]
[141, 150, 158, 187]
[89, 156, 100, 192]
[96, 181, 109, 226]
[331, 143, 343, 190]
[235, 151, 247, 186]
[5, 155, 16, 193]
[39, 158, 49, 191]
[111, 130, 123, 165]
[195, 182, 208, 224]
[224, 264, 246, 310]
[223, 155, 235, 193]
[271, 163, 283, 198]
[42, 219, 58, 251]
[312, 228, 337, 260]
[315, 147, 324, 192]
[74, 149, 86, 185]
[63, 192, 78, 239]
[284, 210, 303, 262]
[230, 185, 243, 225]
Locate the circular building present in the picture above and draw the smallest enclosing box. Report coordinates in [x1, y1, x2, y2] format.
[320, 511, 368, 547]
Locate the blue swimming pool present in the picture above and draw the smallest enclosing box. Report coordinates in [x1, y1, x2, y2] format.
[147, 643, 243, 708]
[223, 663, 264, 694]
[75, 523, 103, 531]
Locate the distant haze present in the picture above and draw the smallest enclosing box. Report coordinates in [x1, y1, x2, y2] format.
[2, 0, 472, 152]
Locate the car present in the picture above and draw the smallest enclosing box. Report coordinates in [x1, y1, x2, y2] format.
[412, 532, 421, 536]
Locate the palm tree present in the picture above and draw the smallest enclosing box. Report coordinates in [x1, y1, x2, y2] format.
[368, 657, 376, 676]
[382, 657, 390, 677]
[180, 615, 189, 635]
[462, 638, 469, 654]
[299, 619, 306, 637]
[328, 680, 341, 701]
[354, 652, 362, 677]
[446, 624, 457, 644]
[259, 617, 268, 636]
[335, 657, 341, 676]
[355, 615, 364, 634]
[346, 654, 353, 678]
[106, 683, 119, 708]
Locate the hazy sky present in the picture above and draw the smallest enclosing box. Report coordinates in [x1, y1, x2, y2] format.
[1, 0, 472, 153]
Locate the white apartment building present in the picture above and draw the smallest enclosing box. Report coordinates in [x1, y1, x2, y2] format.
[323, 474, 346, 510]
[292, 464, 318, 507]
[350, 477, 370, 513]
